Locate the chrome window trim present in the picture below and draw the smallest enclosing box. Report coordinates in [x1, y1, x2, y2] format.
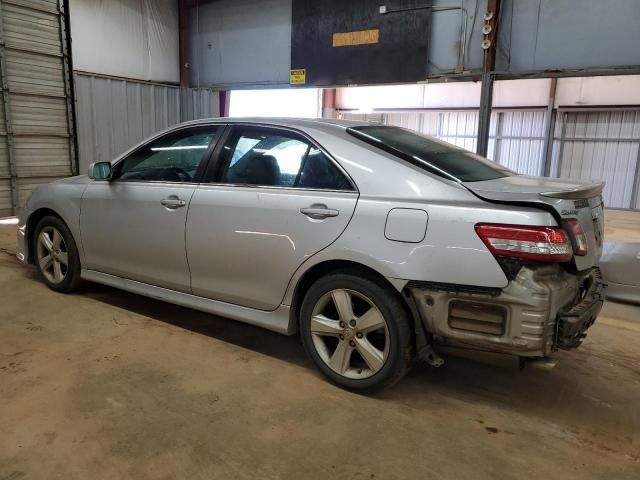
[107, 178, 199, 186]
[195, 182, 360, 195]
[94, 178, 358, 194]
[107, 120, 358, 192]
[92, 179, 197, 187]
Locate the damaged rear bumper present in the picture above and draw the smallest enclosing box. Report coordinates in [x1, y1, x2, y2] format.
[555, 268, 605, 349]
[408, 266, 605, 358]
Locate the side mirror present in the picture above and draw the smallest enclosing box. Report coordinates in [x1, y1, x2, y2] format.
[88, 161, 112, 180]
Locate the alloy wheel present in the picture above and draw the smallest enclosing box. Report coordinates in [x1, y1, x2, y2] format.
[36, 226, 69, 284]
[310, 289, 390, 379]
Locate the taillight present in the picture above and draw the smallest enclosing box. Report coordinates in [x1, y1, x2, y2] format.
[475, 223, 573, 262]
[563, 219, 588, 256]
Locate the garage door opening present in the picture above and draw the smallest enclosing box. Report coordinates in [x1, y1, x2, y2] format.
[229, 88, 321, 118]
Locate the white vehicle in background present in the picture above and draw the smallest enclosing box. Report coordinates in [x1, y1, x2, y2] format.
[601, 241, 640, 304]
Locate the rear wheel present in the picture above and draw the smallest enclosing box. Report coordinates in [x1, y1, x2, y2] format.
[33, 216, 82, 293]
[299, 272, 413, 392]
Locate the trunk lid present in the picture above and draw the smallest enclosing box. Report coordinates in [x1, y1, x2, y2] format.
[463, 175, 604, 271]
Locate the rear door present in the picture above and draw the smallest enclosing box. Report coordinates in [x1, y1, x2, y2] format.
[186, 125, 358, 310]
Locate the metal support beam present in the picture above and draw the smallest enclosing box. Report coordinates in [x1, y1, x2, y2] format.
[322, 88, 337, 118]
[219, 90, 230, 117]
[483, 0, 501, 73]
[541, 78, 558, 177]
[493, 111, 504, 163]
[555, 112, 568, 178]
[178, 0, 191, 87]
[631, 146, 640, 209]
[476, 73, 494, 157]
[476, 0, 500, 157]
[59, 0, 78, 176]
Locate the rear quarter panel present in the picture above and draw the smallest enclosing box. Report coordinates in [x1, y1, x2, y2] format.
[282, 195, 556, 305]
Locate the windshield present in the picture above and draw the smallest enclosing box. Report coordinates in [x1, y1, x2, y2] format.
[347, 126, 514, 182]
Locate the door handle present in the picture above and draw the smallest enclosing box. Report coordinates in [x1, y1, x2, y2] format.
[161, 197, 186, 209]
[300, 204, 339, 219]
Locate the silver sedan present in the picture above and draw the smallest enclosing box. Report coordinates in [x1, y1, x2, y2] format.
[17, 118, 606, 391]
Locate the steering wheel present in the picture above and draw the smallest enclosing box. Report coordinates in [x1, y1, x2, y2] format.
[162, 167, 191, 182]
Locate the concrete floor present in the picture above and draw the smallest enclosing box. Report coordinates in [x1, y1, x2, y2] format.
[1, 222, 639, 480]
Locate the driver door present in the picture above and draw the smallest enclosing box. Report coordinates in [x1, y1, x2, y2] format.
[80, 125, 224, 292]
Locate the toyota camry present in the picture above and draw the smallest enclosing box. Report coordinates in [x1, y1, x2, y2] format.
[17, 118, 606, 391]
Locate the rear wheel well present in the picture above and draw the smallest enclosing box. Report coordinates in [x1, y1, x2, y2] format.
[26, 208, 63, 263]
[291, 260, 416, 336]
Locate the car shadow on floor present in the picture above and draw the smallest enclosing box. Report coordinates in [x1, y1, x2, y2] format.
[79, 280, 595, 410]
[79, 281, 310, 369]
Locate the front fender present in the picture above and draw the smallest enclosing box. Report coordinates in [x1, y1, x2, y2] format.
[20, 177, 89, 264]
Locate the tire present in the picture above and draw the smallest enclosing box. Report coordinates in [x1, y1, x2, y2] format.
[299, 271, 413, 392]
[33, 215, 83, 293]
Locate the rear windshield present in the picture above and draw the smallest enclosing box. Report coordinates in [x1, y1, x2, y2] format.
[347, 126, 514, 182]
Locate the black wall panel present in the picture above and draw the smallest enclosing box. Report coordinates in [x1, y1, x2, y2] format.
[291, 0, 432, 87]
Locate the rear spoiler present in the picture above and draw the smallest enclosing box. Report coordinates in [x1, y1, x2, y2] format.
[539, 182, 603, 200]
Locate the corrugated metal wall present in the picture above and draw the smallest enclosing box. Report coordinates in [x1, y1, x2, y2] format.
[181, 88, 220, 120]
[493, 110, 546, 176]
[74, 73, 180, 172]
[0, 0, 75, 216]
[552, 110, 640, 209]
[74, 72, 220, 174]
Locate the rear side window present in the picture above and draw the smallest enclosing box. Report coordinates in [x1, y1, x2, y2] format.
[347, 126, 514, 182]
[297, 147, 353, 190]
[224, 133, 307, 187]
[217, 127, 354, 190]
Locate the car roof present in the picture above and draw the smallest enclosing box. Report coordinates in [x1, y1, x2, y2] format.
[178, 117, 373, 133]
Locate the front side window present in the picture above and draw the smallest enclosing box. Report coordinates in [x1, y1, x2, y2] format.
[112, 126, 222, 182]
[347, 125, 514, 182]
[218, 127, 353, 190]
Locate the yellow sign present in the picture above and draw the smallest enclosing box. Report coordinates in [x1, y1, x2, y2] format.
[332, 29, 380, 47]
[290, 69, 306, 85]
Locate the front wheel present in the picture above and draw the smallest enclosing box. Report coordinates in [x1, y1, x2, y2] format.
[299, 271, 413, 392]
[33, 216, 82, 293]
